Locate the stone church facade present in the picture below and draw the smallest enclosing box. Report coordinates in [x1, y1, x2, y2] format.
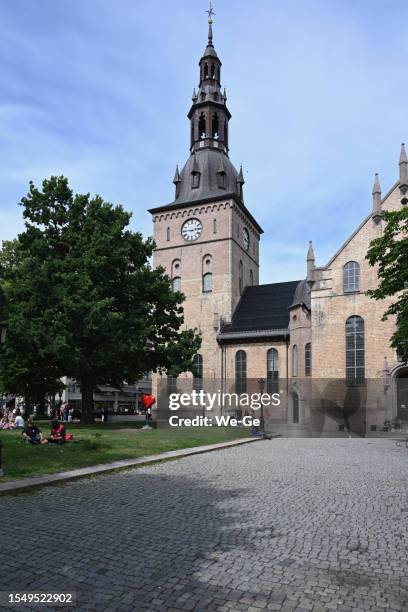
[149, 22, 408, 434]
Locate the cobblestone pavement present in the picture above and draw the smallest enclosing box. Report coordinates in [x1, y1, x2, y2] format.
[1, 439, 408, 612]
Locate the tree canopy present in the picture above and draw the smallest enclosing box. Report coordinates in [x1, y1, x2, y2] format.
[0, 176, 201, 422]
[366, 206, 408, 362]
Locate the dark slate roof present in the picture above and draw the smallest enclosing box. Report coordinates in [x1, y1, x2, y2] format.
[170, 148, 240, 207]
[220, 280, 301, 337]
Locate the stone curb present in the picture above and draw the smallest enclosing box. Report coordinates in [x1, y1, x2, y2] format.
[0, 435, 268, 496]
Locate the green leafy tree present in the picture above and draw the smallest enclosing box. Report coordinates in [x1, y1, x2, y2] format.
[366, 207, 408, 362]
[0, 177, 201, 423]
[0, 240, 65, 418]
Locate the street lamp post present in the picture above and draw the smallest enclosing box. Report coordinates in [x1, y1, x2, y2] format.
[258, 377, 265, 435]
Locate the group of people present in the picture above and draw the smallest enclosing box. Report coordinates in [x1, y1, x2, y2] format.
[0, 408, 25, 430]
[55, 403, 81, 422]
[22, 418, 73, 445]
[0, 406, 73, 444]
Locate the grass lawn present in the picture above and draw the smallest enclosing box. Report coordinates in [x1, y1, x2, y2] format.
[0, 421, 250, 481]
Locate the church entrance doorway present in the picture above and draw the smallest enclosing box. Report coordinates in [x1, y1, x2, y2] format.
[291, 392, 299, 424]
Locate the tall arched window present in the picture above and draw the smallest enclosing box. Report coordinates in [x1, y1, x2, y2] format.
[203, 272, 213, 293]
[239, 260, 243, 295]
[343, 261, 360, 293]
[193, 354, 203, 391]
[292, 345, 298, 377]
[305, 343, 312, 377]
[199, 112, 206, 140]
[203, 62, 208, 79]
[172, 277, 181, 292]
[212, 113, 219, 138]
[346, 316, 365, 384]
[267, 348, 279, 393]
[235, 350, 247, 394]
[211, 63, 216, 79]
[166, 227, 170, 241]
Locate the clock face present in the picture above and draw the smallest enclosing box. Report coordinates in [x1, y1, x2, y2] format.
[242, 227, 250, 251]
[181, 218, 202, 241]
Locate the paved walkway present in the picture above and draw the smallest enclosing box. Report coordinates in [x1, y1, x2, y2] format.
[0, 437, 260, 495]
[1, 439, 408, 611]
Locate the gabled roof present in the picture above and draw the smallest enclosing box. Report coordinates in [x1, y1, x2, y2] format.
[316, 180, 400, 271]
[219, 280, 300, 340]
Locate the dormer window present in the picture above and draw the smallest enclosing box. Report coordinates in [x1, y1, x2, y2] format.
[191, 171, 200, 189]
[217, 171, 226, 189]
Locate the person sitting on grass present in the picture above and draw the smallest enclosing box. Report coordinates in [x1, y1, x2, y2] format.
[48, 420, 66, 444]
[0, 408, 16, 430]
[14, 410, 25, 429]
[22, 418, 47, 445]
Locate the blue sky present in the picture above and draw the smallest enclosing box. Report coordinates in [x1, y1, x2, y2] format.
[0, 0, 407, 283]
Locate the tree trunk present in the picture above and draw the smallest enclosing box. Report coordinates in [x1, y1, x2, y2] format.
[80, 378, 95, 424]
[35, 398, 47, 419]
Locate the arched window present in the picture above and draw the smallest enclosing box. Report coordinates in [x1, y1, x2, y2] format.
[211, 63, 216, 79]
[204, 62, 208, 79]
[193, 354, 203, 391]
[346, 316, 365, 384]
[203, 272, 213, 293]
[239, 260, 243, 295]
[166, 227, 170, 241]
[212, 113, 219, 139]
[172, 277, 181, 292]
[235, 350, 247, 394]
[267, 348, 279, 393]
[343, 261, 360, 293]
[250, 270, 253, 286]
[292, 345, 298, 377]
[199, 112, 206, 140]
[305, 343, 311, 377]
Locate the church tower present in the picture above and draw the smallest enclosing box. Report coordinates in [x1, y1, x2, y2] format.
[149, 15, 263, 380]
